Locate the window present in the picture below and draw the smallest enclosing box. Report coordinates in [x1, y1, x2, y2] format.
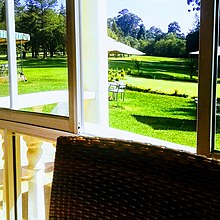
[0, 0, 81, 133]
[0, 0, 218, 152]
[0, 0, 219, 219]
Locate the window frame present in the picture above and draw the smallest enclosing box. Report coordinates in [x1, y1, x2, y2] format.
[0, 0, 81, 134]
[197, 0, 219, 157]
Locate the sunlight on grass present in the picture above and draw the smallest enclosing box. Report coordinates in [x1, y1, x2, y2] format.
[124, 75, 198, 97]
[109, 90, 197, 147]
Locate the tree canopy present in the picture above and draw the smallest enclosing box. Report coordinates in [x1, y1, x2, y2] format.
[0, 0, 66, 58]
[15, 0, 66, 58]
[0, 2, 200, 59]
[115, 9, 143, 38]
[168, 22, 181, 35]
[107, 9, 188, 58]
[187, 0, 200, 11]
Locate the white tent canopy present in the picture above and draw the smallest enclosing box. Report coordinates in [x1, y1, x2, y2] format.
[108, 37, 145, 56]
[0, 30, 30, 45]
[189, 46, 220, 55]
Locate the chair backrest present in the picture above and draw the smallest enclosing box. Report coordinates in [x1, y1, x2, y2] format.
[118, 83, 126, 92]
[49, 136, 220, 219]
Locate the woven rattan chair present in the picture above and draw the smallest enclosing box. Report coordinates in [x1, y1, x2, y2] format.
[49, 136, 220, 219]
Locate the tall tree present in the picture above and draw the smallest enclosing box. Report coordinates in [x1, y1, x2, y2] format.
[168, 21, 181, 35]
[186, 14, 200, 53]
[0, 0, 22, 29]
[43, 8, 66, 57]
[17, 0, 58, 58]
[145, 26, 164, 41]
[116, 9, 143, 38]
[137, 24, 146, 40]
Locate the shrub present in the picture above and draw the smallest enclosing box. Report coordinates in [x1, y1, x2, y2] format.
[108, 68, 127, 82]
[132, 58, 142, 74]
[126, 84, 188, 98]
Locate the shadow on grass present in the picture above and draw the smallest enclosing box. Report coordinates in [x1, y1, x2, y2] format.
[132, 115, 196, 132]
[167, 101, 197, 118]
[133, 114, 220, 133]
[108, 59, 193, 81]
[22, 57, 67, 68]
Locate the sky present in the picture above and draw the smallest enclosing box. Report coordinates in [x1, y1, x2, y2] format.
[107, 0, 198, 35]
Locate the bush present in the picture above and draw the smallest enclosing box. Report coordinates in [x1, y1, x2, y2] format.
[108, 68, 127, 82]
[126, 84, 188, 98]
[132, 58, 142, 74]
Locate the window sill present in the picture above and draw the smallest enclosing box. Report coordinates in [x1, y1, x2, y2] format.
[83, 123, 196, 154]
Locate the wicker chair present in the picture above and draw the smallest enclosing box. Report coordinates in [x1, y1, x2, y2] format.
[49, 136, 220, 219]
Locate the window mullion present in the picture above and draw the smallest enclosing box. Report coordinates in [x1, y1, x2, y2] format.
[5, 0, 18, 110]
[197, 0, 218, 156]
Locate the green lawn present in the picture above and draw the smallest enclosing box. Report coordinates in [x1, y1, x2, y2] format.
[0, 57, 68, 96]
[109, 90, 220, 150]
[108, 55, 194, 81]
[1, 56, 220, 149]
[124, 75, 198, 97]
[109, 90, 197, 148]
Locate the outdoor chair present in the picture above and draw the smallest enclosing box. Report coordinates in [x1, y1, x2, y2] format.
[108, 82, 126, 101]
[49, 136, 220, 219]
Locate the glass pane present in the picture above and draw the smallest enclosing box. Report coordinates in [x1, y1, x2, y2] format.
[0, 0, 68, 116]
[18, 133, 56, 219]
[0, 30, 10, 108]
[107, 1, 199, 149]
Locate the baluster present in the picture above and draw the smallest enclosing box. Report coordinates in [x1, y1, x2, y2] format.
[23, 135, 45, 220]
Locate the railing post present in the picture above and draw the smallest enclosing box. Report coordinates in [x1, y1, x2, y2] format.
[23, 135, 45, 220]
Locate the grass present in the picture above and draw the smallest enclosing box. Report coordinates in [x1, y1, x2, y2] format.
[108, 55, 195, 81]
[109, 90, 220, 149]
[109, 90, 197, 147]
[1, 55, 220, 149]
[0, 57, 68, 96]
[124, 75, 198, 97]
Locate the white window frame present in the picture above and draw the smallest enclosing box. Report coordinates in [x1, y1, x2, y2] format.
[0, 0, 81, 134]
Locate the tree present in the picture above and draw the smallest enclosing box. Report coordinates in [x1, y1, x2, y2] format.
[187, 0, 200, 11]
[17, 0, 59, 58]
[107, 18, 124, 41]
[0, 0, 22, 29]
[145, 26, 164, 41]
[143, 39, 155, 56]
[116, 9, 143, 38]
[154, 33, 186, 58]
[137, 24, 146, 40]
[168, 21, 181, 35]
[16, 1, 41, 58]
[186, 30, 199, 53]
[57, 4, 66, 55]
[43, 9, 65, 57]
